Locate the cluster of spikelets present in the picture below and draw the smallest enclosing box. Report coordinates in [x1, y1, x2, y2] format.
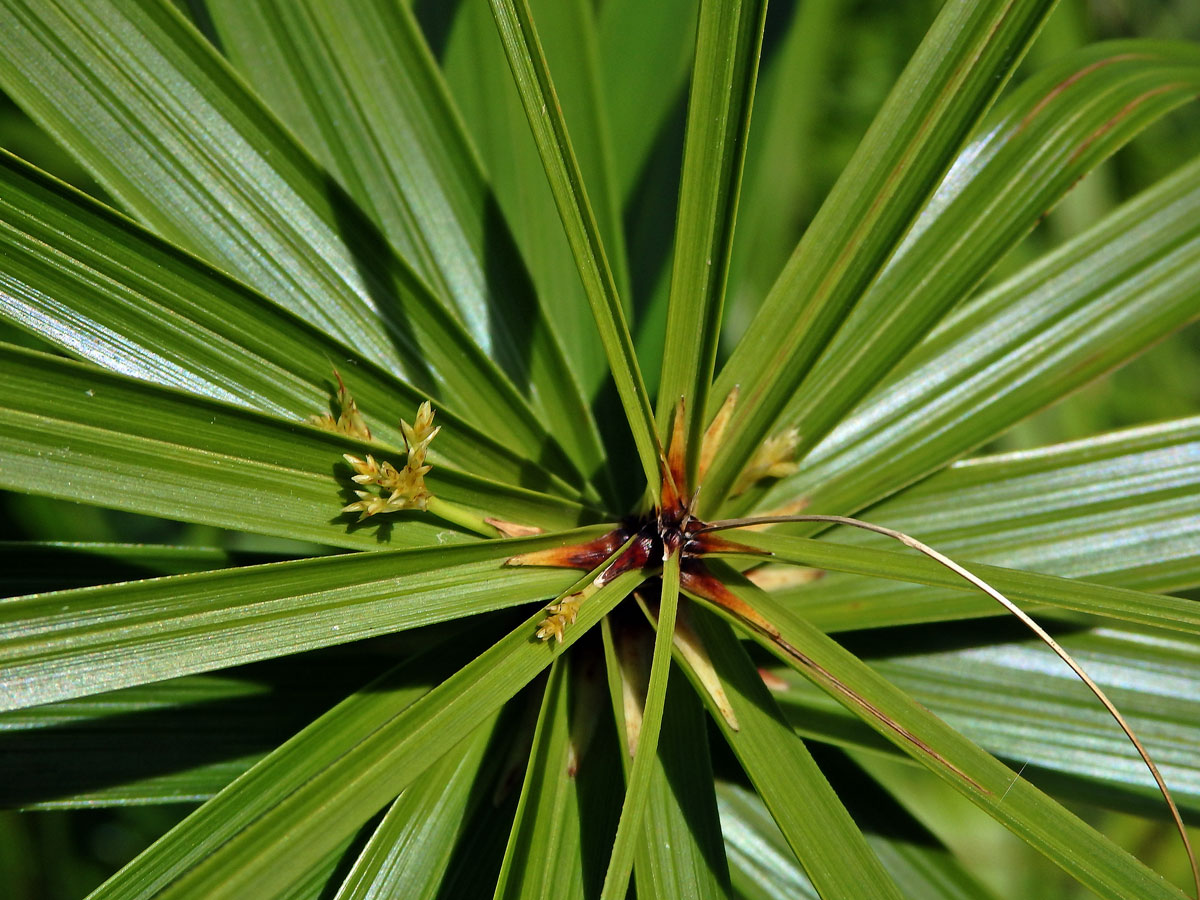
[307, 373, 441, 519]
[308, 373, 373, 442]
[534, 589, 589, 643]
[339, 401, 440, 520]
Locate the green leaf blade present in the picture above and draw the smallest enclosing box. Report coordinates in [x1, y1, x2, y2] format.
[721, 530, 1200, 635]
[0, 662, 368, 808]
[704, 0, 1056, 509]
[90, 575, 640, 900]
[655, 0, 768, 474]
[333, 720, 497, 900]
[681, 606, 906, 900]
[487, 0, 662, 495]
[0, 0, 580, 475]
[762, 151, 1200, 526]
[0, 345, 599, 550]
[440, 0, 620, 400]
[597, 0, 697, 206]
[778, 418, 1200, 630]
[717, 778, 999, 900]
[493, 655, 618, 900]
[0, 151, 593, 499]
[633, 680, 731, 900]
[769, 622, 1200, 821]
[0, 541, 283, 597]
[203, 0, 611, 492]
[0, 533, 601, 710]
[779, 43, 1200, 463]
[725, 579, 1192, 900]
[599, 554, 679, 900]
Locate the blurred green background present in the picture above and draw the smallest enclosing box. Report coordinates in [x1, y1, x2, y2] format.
[1, 0, 1198, 897]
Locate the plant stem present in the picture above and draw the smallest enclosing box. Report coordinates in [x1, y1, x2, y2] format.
[426, 497, 499, 537]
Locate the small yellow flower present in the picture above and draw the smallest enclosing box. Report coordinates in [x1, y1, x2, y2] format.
[535, 593, 584, 643]
[339, 402, 440, 521]
[401, 401, 439, 465]
[308, 370, 371, 441]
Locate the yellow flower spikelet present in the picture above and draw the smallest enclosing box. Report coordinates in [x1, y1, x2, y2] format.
[308, 371, 372, 442]
[342, 401, 439, 520]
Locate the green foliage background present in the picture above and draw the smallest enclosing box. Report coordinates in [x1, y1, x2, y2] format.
[1, 0, 1199, 898]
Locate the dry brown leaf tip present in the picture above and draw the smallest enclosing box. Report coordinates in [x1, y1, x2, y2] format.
[698, 385, 740, 482]
[485, 517, 546, 537]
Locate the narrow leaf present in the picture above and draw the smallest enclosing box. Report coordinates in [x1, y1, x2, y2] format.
[703, 0, 1055, 509]
[633, 676, 731, 900]
[714, 530, 1200, 636]
[203, 0, 609, 490]
[333, 717, 497, 900]
[487, 0, 662, 494]
[0, 531, 604, 710]
[681, 606, 905, 900]
[0, 656, 381, 807]
[0, 150, 594, 500]
[770, 621, 1200, 819]
[603, 607, 730, 900]
[0, 345, 598, 552]
[440, 0, 622, 398]
[494, 660, 578, 900]
[276, 834, 362, 900]
[727, 0, 842, 331]
[762, 150, 1200, 526]
[719, 781, 819, 900]
[778, 418, 1200, 630]
[655, 0, 767, 480]
[0, 542, 286, 597]
[89, 574, 641, 900]
[717, 779, 999, 900]
[779, 43, 1200, 465]
[597, 0, 698, 203]
[0, 0, 569, 463]
[705, 573, 1192, 900]
[600, 555, 679, 900]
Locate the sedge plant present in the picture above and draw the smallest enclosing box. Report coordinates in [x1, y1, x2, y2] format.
[1, 1, 1200, 899]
